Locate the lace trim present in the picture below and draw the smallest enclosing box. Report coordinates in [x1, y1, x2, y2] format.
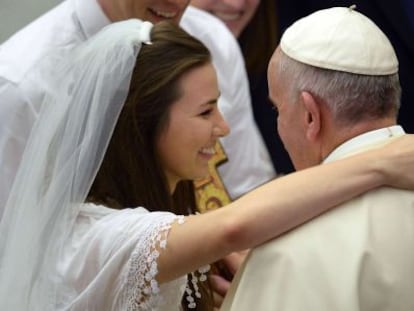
[124, 213, 211, 310]
[125, 214, 185, 310]
[185, 265, 211, 309]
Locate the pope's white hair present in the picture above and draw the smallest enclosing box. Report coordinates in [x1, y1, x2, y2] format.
[274, 49, 401, 126]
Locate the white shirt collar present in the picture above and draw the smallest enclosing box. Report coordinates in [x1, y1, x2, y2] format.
[75, 0, 111, 39]
[323, 125, 405, 163]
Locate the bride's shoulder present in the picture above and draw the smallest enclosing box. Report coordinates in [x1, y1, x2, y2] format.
[80, 202, 149, 217]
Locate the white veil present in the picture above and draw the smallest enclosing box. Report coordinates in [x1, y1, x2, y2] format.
[0, 19, 153, 310]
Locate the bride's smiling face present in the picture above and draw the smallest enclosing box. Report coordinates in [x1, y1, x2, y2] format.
[156, 62, 230, 192]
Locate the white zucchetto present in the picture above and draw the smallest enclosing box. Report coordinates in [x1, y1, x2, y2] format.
[280, 6, 398, 75]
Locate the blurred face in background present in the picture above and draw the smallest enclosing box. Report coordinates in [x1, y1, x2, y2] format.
[190, 0, 260, 37]
[99, 0, 190, 24]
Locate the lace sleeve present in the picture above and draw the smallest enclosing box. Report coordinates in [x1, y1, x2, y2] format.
[124, 212, 185, 310]
[64, 206, 208, 310]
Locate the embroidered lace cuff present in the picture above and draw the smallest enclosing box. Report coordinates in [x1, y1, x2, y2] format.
[125, 214, 185, 310]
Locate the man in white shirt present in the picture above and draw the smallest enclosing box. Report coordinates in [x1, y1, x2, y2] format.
[221, 7, 414, 311]
[0, 0, 275, 212]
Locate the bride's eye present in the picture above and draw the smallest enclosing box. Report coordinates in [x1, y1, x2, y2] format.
[199, 109, 213, 117]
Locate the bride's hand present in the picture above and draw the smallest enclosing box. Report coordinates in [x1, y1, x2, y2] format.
[376, 134, 414, 190]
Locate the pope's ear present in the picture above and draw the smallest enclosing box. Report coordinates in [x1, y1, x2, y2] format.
[300, 91, 321, 142]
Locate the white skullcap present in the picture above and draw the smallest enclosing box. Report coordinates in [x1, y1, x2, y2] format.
[280, 6, 398, 75]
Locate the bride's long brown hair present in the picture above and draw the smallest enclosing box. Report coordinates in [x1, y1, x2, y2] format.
[87, 21, 215, 310]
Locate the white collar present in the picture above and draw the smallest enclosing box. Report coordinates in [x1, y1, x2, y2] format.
[323, 125, 405, 163]
[75, 0, 111, 39]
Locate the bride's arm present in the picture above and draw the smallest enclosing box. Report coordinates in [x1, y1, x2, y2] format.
[157, 134, 414, 283]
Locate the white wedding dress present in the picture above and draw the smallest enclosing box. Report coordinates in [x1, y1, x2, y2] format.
[60, 203, 187, 310]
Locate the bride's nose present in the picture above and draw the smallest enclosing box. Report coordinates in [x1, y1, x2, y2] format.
[213, 112, 230, 137]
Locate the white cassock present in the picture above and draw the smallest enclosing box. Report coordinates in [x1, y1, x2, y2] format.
[222, 126, 414, 311]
